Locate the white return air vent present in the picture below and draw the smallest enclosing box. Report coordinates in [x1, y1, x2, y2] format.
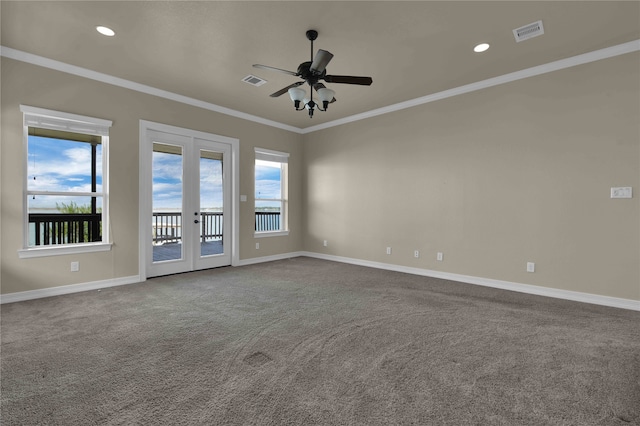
[242, 74, 267, 87]
[513, 20, 544, 42]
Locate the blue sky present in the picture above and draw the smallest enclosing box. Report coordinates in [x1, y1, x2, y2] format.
[255, 160, 282, 199]
[28, 136, 102, 210]
[152, 156, 283, 211]
[28, 136, 281, 212]
[28, 136, 102, 191]
[152, 152, 224, 210]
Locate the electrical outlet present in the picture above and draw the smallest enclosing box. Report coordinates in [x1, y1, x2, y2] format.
[323, 240, 328, 247]
[414, 250, 420, 258]
[70, 261, 79, 272]
[386, 247, 392, 255]
[436, 252, 443, 261]
[255, 242, 260, 250]
[527, 262, 535, 273]
[610, 187, 632, 199]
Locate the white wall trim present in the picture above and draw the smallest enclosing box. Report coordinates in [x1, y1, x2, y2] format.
[0, 275, 142, 304]
[254, 230, 290, 239]
[138, 120, 240, 278]
[2, 40, 638, 135]
[0, 46, 301, 134]
[300, 39, 640, 133]
[236, 251, 305, 267]
[299, 252, 640, 312]
[3, 254, 638, 312]
[18, 242, 112, 259]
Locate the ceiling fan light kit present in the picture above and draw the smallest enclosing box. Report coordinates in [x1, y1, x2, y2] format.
[253, 29, 373, 118]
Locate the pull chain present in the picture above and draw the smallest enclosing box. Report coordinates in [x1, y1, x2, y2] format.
[32, 152, 36, 199]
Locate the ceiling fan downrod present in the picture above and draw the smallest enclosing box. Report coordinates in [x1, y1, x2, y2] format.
[306, 29, 318, 61]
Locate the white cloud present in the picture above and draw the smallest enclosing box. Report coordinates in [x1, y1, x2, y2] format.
[64, 147, 91, 163]
[153, 182, 181, 194]
[28, 145, 103, 192]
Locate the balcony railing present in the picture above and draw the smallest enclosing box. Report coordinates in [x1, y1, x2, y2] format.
[28, 211, 281, 246]
[152, 212, 224, 245]
[255, 211, 280, 232]
[29, 213, 101, 246]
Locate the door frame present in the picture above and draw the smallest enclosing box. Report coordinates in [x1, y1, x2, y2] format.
[138, 120, 240, 280]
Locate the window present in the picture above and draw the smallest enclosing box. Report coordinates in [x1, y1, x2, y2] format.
[254, 148, 288, 236]
[19, 106, 112, 258]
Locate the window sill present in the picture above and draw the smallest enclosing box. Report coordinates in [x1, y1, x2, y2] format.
[18, 242, 112, 259]
[254, 230, 289, 239]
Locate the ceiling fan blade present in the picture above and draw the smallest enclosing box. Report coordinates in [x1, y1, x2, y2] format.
[324, 75, 373, 85]
[310, 49, 334, 75]
[313, 83, 337, 103]
[253, 64, 299, 77]
[269, 81, 305, 98]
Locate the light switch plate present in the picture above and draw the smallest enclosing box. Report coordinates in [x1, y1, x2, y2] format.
[611, 187, 632, 198]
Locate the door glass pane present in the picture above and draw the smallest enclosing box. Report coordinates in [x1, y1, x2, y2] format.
[200, 150, 223, 257]
[152, 143, 183, 262]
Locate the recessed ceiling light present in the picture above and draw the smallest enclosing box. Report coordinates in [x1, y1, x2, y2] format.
[474, 43, 490, 53]
[96, 26, 115, 37]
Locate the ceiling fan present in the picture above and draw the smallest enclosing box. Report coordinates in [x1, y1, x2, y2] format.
[253, 29, 373, 117]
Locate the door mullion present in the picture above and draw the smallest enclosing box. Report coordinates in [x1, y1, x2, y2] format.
[183, 141, 196, 269]
[189, 141, 200, 269]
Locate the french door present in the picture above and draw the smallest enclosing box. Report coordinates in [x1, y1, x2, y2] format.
[140, 123, 237, 278]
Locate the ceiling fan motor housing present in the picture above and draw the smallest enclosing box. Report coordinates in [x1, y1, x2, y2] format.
[297, 62, 324, 85]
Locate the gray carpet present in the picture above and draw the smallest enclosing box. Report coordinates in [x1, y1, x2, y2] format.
[1, 257, 639, 425]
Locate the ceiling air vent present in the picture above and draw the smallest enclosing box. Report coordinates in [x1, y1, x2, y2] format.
[242, 75, 267, 87]
[513, 20, 544, 42]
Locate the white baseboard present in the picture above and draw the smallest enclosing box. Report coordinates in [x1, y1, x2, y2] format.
[236, 251, 305, 267]
[0, 275, 143, 304]
[1, 252, 300, 304]
[3, 253, 638, 312]
[299, 252, 640, 312]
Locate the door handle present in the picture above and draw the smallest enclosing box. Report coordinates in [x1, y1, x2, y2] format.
[194, 219, 199, 224]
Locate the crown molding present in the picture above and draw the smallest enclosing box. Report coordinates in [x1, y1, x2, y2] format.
[0, 46, 303, 134]
[2, 39, 639, 135]
[301, 39, 640, 134]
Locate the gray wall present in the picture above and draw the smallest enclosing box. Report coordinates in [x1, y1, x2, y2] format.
[2, 52, 639, 303]
[303, 53, 640, 301]
[1, 58, 303, 294]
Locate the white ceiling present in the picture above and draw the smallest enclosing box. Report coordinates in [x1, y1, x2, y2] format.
[2, 1, 639, 130]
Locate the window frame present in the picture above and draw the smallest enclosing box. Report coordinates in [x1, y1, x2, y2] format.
[18, 105, 113, 258]
[254, 147, 289, 238]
